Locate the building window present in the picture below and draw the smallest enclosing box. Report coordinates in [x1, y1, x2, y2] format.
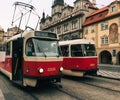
[51, 28, 54, 33]
[101, 37, 108, 44]
[64, 13, 66, 17]
[57, 26, 61, 34]
[91, 25, 95, 33]
[72, 20, 78, 29]
[64, 23, 68, 32]
[99, 13, 103, 17]
[111, 6, 116, 12]
[54, 9, 56, 14]
[0, 37, 2, 42]
[84, 27, 88, 34]
[118, 17, 120, 26]
[101, 22, 108, 30]
[90, 17, 94, 20]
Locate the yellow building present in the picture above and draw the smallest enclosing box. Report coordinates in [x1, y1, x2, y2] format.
[83, 0, 120, 64]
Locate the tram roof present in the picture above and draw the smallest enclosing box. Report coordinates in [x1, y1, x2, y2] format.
[59, 39, 95, 46]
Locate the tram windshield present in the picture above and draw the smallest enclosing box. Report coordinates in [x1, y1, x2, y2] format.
[26, 38, 61, 57]
[71, 44, 96, 57]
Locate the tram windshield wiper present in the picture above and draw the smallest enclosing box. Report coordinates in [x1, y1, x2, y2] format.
[37, 44, 47, 57]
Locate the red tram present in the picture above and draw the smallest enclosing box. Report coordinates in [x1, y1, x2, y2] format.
[59, 39, 98, 77]
[0, 30, 63, 87]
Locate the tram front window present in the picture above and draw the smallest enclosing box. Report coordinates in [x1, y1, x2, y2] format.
[26, 39, 35, 56]
[26, 38, 61, 57]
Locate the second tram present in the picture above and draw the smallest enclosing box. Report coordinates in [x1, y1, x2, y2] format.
[59, 39, 98, 77]
[0, 30, 63, 87]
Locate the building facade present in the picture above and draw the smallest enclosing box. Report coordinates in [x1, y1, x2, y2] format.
[0, 27, 4, 43]
[83, 0, 120, 64]
[7, 26, 23, 37]
[40, 0, 97, 40]
[0, 26, 5, 51]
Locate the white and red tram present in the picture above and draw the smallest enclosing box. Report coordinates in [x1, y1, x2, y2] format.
[59, 39, 98, 77]
[0, 30, 63, 87]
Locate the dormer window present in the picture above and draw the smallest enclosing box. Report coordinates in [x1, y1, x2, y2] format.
[111, 6, 116, 12]
[90, 17, 94, 20]
[99, 13, 103, 17]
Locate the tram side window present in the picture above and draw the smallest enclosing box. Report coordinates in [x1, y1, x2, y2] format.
[6, 42, 10, 56]
[60, 45, 69, 57]
[71, 44, 83, 57]
[26, 39, 35, 56]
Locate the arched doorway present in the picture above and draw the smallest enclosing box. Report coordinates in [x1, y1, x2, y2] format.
[116, 52, 120, 65]
[99, 50, 112, 64]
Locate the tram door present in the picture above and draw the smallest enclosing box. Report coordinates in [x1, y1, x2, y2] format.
[12, 38, 23, 81]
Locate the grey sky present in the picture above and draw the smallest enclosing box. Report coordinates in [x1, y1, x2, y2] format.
[0, 0, 115, 31]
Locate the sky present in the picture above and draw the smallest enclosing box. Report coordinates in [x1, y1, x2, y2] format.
[0, 0, 115, 31]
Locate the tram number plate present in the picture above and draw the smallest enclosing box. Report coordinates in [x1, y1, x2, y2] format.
[47, 68, 56, 71]
[90, 64, 95, 67]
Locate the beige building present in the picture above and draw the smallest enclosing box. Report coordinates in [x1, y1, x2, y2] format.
[7, 26, 23, 37]
[0, 26, 4, 51]
[40, 0, 97, 40]
[83, 0, 120, 64]
[0, 27, 4, 43]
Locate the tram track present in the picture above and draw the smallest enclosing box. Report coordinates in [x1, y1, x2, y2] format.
[1, 71, 119, 100]
[51, 83, 82, 100]
[23, 87, 39, 100]
[25, 75, 120, 100]
[94, 74, 120, 81]
[65, 75, 120, 94]
[0, 72, 82, 100]
[21, 83, 82, 100]
[80, 77, 120, 93]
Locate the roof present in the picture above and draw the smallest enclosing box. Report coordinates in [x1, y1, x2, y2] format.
[89, 6, 108, 17]
[83, 6, 109, 26]
[83, 0, 120, 26]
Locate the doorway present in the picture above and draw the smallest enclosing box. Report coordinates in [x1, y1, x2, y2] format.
[12, 38, 23, 81]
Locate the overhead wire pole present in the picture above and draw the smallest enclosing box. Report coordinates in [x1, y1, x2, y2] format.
[11, 4, 17, 26]
[12, 1, 35, 30]
[25, 9, 32, 28]
[18, 12, 23, 36]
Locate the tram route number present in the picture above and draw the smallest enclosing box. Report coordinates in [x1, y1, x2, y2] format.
[47, 67, 56, 72]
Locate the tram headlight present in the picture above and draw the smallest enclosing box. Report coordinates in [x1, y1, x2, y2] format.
[39, 68, 44, 73]
[60, 67, 63, 72]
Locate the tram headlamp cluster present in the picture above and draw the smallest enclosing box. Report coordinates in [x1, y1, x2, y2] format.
[39, 68, 44, 73]
[60, 67, 63, 72]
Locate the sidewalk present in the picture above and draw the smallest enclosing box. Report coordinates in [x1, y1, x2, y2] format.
[99, 64, 120, 67]
[98, 64, 120, 72]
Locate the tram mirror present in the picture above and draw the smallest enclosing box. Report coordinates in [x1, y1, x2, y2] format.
[51, 42, 57, 47]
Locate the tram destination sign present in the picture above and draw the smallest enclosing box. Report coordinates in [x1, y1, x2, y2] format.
[35, 31, 57, 39]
